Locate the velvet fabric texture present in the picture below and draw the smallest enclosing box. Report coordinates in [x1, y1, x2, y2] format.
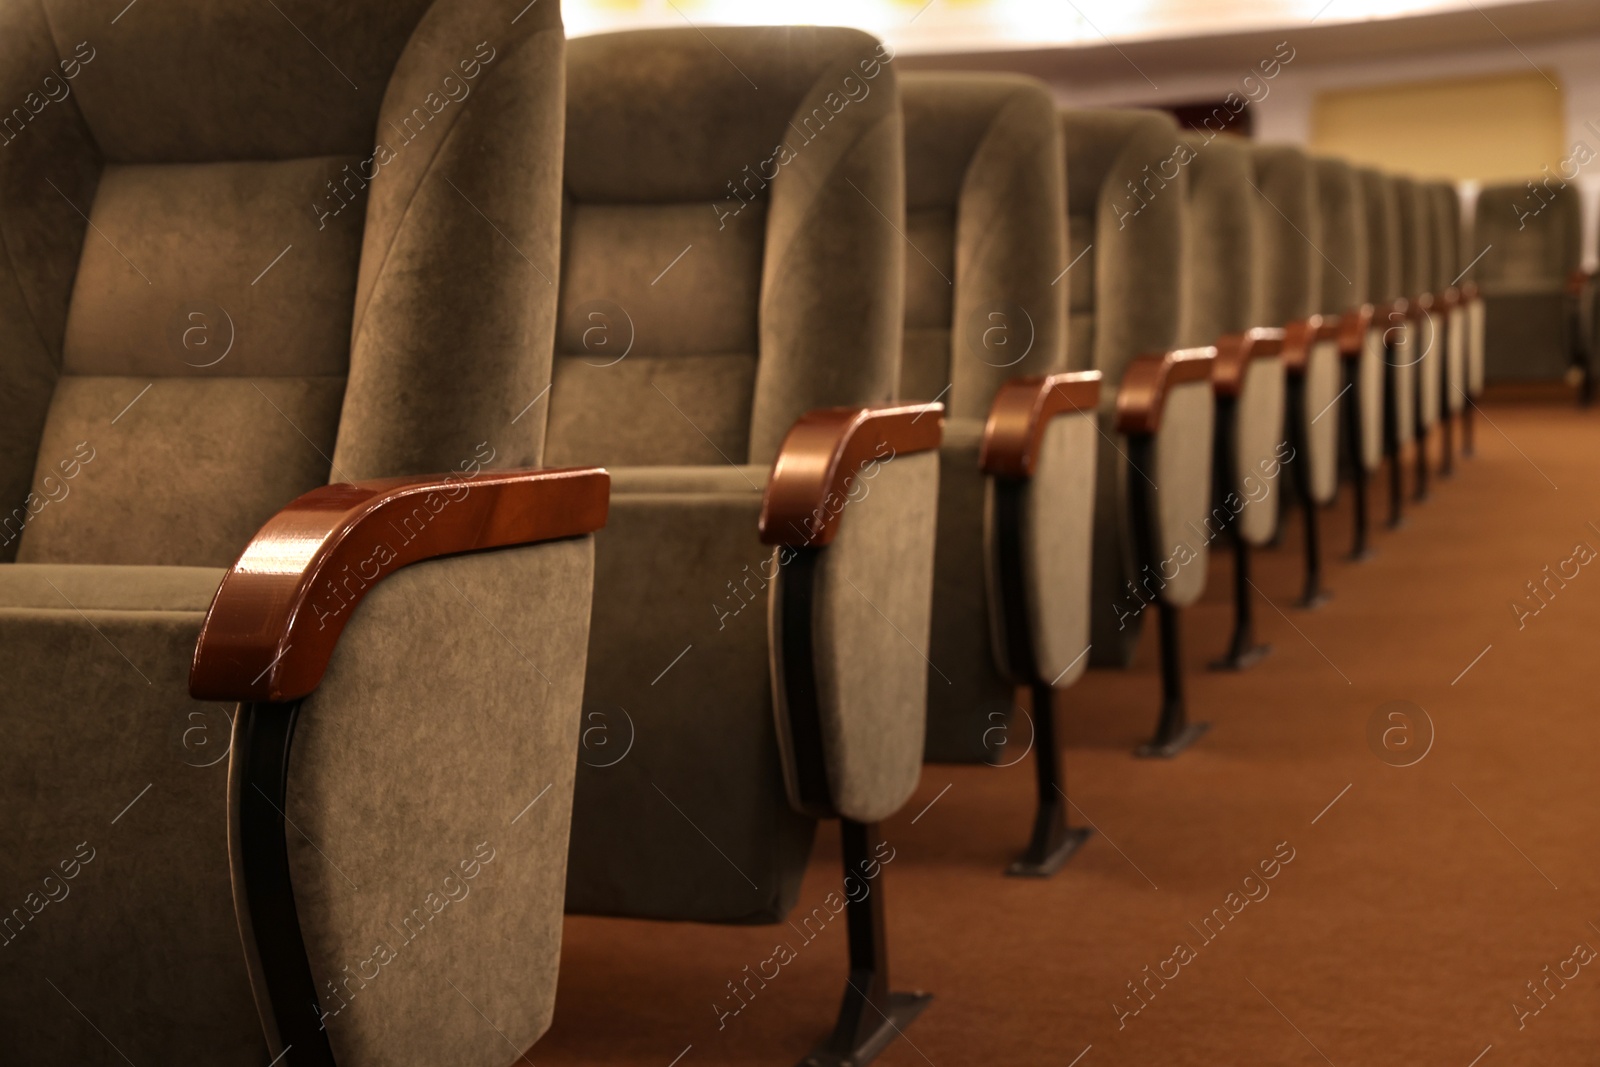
[898, 72, 1079, 762]
[0, 2, 581, 1063]
[1474, 179, 1581, 381]
[557, 28, 936, 923]
[1062, 109, 1188, 666]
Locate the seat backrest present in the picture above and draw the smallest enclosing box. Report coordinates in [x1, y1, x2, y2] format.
[1313, 157, 1370, 314]
[548, 26, 902, 468]
[1428, 180, 1461, 290]
[1359, 168, 1402, 303]
[896, 72, 1067, 415]
[1177, 133, 1260, 346]
[1394, 176, 1434, 298]
[1249, 144, 1321, 326]
[1, 0, 564, 567]
[1475, 178, 1582, 289]
[1061, 108, 1186, 383]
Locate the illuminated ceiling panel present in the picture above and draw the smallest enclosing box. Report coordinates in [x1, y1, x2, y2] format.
[561, 0, 1562, 54]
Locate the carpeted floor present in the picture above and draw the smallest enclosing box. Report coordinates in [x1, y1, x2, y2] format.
[537, 401, 1600, 1067]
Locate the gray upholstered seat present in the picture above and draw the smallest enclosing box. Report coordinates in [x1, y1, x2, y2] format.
[896, 72, 1099, 875]
[1473, 178, 1583, 383]
[1396, 176, 1439, 499]
[1064, 108, 1214, 755]
[0, 3, 592, 1066]
[554, 26, 940, 1062]
[897, 72, 1084, 760]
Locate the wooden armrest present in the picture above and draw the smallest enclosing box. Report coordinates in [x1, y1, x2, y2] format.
[1337, 304, 1375, 357]
[1436, 286, 1462, 311]
[978, 371, 1102, 479]
[1212, 327, 1284, 394]
[1567, 269, 1593, 297]
[1408, 292, 1436, 319]
[190, 467, 611, 702]
[1114, 347, 1217, 435]
[1459, 281, 1480, 302]
[759, 404, 943, 547]
[1280, 317, 1341, 373]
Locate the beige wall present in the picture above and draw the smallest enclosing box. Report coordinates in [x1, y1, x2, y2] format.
[1309, 69, 1567, 182]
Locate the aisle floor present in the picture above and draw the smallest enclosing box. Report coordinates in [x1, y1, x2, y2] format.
[538, 401, 1600, 1067]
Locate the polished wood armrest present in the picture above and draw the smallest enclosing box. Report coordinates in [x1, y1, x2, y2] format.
[1567, 269, 1594, 298]
[1459, 281, 1480, 303]
[978, 371, 1102, 479]
[1336, 304, 1375, 357]
[1114, 347, 1217, 435]
[1408, 292, 1436, 319]
[1212, 327, 1284, 394]
[1280, 316, 1341, 373]
[190, 467, 611, 702]
[759, 403, 943, 547]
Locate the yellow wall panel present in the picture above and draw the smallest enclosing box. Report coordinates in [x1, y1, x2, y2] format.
[1310, 70, 1566, 182]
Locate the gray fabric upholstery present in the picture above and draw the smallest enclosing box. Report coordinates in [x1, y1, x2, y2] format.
[1151, 380, 1214, 608]
[1249, 145, 1321, 326]
[810, 450, 939, 822]
[1178, 133, 1259, 346]
[1314, 158, 1370, 314]
[1358, 327, 1386, 470]
[1234, 356, 1286, 545]
[564, 474, 815, 924]
[924, 421, 1013, 761]
[1020, 412, 1098, 688]
[554, 27, 904, 467]
[1305, 339, 1343, 502]
[1062, 109, 1188, 666]
[559, 28, 932, 920]
[898, 73, 1079, 763]
[0, 2, 583, 1063]
[290, 541, 593, 1067]
[1475, 179, 1581, 382]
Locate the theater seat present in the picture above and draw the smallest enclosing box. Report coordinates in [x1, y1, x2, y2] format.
[1175, 134, 1278, 669]
[0, 3, 600, 1066]
[1065, 108, 1215, 757]
[555, 27, 939, 1064]
[1473, 178, 1583, 385]
[899, 72, 1101, 877]
[1347, 168, 1399, 548]
[1429, 180, 1466, 470]
[1290, 157, 1367, 596]
[1396, 177, 1440, 501]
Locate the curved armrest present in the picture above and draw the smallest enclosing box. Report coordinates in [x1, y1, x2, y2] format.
[1408, 292, 1436, 319]
[1337, 305, 1374, 357]
[1115, 347, 1217, 434]
[1213, 327, 1285, 392]
[1460, 281, 1480, 304]
[1567, 268, 1594, 298]
[759, 403, 943, 547]
[979, 371, 1102, 479]
[190, 467, 611, 702]
[1281, 316, 1340, 373]
[1438, 286, 1462, 311]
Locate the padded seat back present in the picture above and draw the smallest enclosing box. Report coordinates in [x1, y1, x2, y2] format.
[1475, 178, 1581, 291]
[1249, 144, 1321, 327]
[1360, 168, 1403, 303]
[2, 0, 561, 567]
[548, 27, 903, 469]
[1178, 133, 1259, 346]
[1396, 176, 1433, 299]
[1314, 158, 1370, 315]
[897, 73, 1068, 410]
[1061, 109, 1186, 385]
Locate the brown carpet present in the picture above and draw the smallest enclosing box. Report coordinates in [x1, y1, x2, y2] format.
[537, 402, 1600, 1067]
